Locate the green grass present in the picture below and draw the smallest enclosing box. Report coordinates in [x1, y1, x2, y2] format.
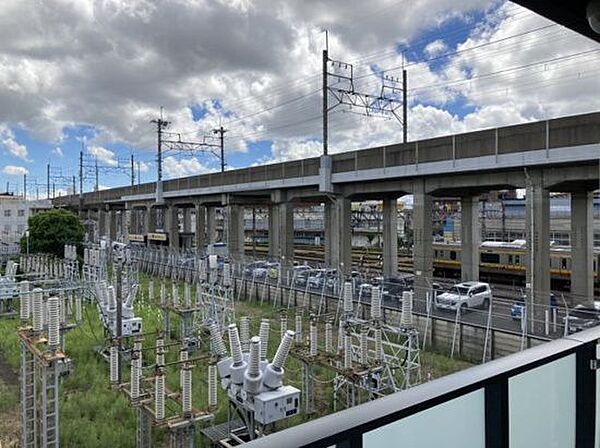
[0, 274, 473, 446]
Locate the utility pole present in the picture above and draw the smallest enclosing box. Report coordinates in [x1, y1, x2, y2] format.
[72, 176, 76, 196]
[137, 162, 141, 186]
[95, 158, 99, 192]
[130, 154, 135, 186]
[402, 68, 408, 143]
[150, 115, 170, 203]
[46, 164, 50, 199]
[213, 126, 227, 172]
[23, 174, 27, 200]
[322, 41, 329, 156]
[79, 150, 84, 199]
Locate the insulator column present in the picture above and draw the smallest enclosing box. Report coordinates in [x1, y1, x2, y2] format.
[47, 297, 60, 348]
[155, 369, 165, 420]
[343, 281, 353, 314]
[110, 343, 119, 385]
[360, 327, 368, 365]
[280, 310, 288, 338]
[208, 364, 218, 410]
[181, 364, 192, 416]
[240, 316, 250, 352]
[295, 314, 302, 343]
[344, 332, 352, 370]
[325, 319, 333, 353]
[309, 316, 318, 356]
[371, 286, 382, 320]
[19, 281, 30, 321]
[32, 288, 43, 332]
[208, 321, 227, 358]
[259, 319, 270, 361]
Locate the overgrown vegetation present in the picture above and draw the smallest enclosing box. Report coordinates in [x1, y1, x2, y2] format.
[20, 209, 84, 258]
[0, 274, 472, 446]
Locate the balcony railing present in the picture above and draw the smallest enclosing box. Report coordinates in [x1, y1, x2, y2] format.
[245, 325, 599, 448]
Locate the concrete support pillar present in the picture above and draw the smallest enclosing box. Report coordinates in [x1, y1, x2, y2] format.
[382, 198, 398, 278]
[108, 210, 117, 241]
[98, 209, 107, 239]
[195, 204, 206, 253]
[269, 199, 294, 264]
[144, 206, 153, 234]
[182, 208, 191, 234]
[207, 207, 217, 244]
[413, 182, 433, 303]
[167, 206, 179, 249]
[460, 196, 480, 282]
[525, 175, 550, 334]
[571, 190, 594, 305]
[325, 197, 352, 273]
[227, 205, 245, 262]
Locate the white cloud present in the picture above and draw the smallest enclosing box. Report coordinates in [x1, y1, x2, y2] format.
[163, 156, 214, 178]
[88, 145, 117, 166]
[424, 39, 447, 57]
[0, 0, 597, 179]
[2, 165, 28, 176]
[53, 146, 63, 156]
[137, 160, 150, 172]
[270, 139, 322, 162]
[0, 127, 29, 160]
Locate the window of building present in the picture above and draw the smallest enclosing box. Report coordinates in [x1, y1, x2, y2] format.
[3, 210, 11, 217]
[3, 224, 11, 233]
[450, 251, 457, 260]
[17, 209, 25, 217]
[508, 255, 513, 264]
[515, 255, 521, 265]
[17, 225, 25, 234]
[561, 258, 567, 270]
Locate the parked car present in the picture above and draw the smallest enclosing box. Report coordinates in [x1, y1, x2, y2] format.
[510, 293, 557, 320]
[308, 269, 338, 290]
[292, 265, 312, 287]
[435, 281, 492, 311]
[243, 261, 269, 278]
[564, 303, 600, 334]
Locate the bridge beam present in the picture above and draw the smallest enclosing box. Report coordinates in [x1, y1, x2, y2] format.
[461, 195, 480, 282]
[382, 198, 398, 278]
[413, 181, 433, 304]
[525, 172, 550, 334]
[570, 190, 594, 306]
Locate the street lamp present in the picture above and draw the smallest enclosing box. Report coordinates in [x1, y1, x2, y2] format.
[25, 230, 30, 255]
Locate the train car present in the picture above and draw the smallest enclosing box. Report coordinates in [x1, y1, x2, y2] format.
[433, 240, 600, 291]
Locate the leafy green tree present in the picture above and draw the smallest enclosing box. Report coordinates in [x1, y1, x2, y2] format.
[20, 209, 83, 257]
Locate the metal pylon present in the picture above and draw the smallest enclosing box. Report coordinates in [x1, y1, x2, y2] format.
[40, 361, 59, 447]
[301, 361, 314, 414]
[136, 407, 152, 448]
[169, 426, 194, 448]
[20, 341, 37, 448]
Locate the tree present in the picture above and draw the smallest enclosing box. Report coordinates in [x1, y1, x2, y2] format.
[20, 209, 84, 257]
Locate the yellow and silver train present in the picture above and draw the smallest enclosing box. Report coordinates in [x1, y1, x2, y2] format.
[433, 240, 600, 290]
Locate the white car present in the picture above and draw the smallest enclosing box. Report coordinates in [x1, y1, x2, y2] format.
[435, 281, 492, 312]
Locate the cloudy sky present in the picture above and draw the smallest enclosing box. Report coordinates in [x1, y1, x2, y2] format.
[0, 0, 598, 197]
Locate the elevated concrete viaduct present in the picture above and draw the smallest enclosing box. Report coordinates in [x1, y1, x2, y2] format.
[56, 112, 600, 332]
